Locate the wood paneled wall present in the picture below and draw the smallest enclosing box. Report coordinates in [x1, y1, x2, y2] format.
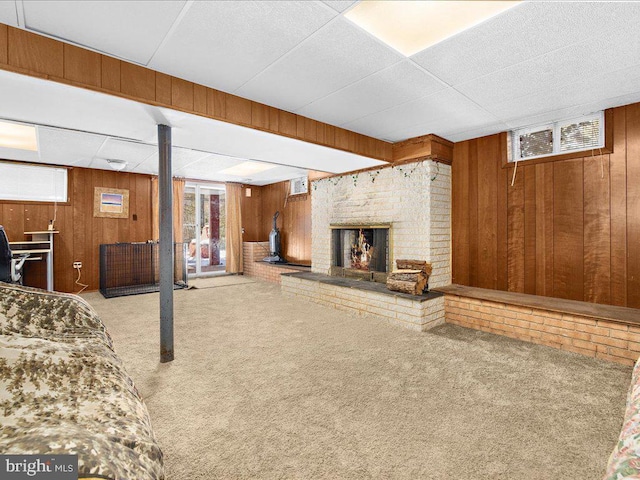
[0, 25, 392, 162]
[452, 104, 640, 309]
[243, 181, 311, 265]
[0, 166, 152, 293]
[240, 185, 263, 242]
[261, 182, 311, 265]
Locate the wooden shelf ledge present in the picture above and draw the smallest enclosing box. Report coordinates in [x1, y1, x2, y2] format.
[434, 284, 640, 327]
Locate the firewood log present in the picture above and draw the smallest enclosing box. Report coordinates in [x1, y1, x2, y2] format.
[387, 269, 422, 282]
[386, 279, 418, 295]
[396, 260, 433, 276]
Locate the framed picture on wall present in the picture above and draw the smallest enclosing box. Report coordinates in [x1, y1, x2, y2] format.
[94, 187, 129, 218]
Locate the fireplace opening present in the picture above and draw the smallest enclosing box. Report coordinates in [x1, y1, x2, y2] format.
[331, 225, 390, 283]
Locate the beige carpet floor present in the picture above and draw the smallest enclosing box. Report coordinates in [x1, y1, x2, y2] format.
[188, 275, 257, 290]
[84, 280, 632, 480]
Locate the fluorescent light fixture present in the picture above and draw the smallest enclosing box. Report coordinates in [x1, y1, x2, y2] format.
[219, 161, 277, 176]
[107, 159, 128, 171]
[345, 1, 520, 57]
[0, 121, 38, 151]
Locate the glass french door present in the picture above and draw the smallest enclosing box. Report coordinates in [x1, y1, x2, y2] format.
[183, 183, 226, 277]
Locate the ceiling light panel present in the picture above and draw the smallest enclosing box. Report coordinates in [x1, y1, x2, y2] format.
[411, 1, 635, 86]
[0, 121, 37, 151]
[296, 60, 445, 127]
[219, 161, 277, 177]
[0, 146, 40, 164]
[0, 1, 18, 26]
[23, 0, 186, 65]
[345, 1, 519, 57]
[149, 1, 336, 93]
[236, 17, 402, 112]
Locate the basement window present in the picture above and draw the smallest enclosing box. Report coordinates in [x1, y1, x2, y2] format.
[510, 111, 604, 162]
[0, 162, 68, 202]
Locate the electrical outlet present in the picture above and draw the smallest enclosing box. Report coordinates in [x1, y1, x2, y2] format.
[73, 262, 82, 269]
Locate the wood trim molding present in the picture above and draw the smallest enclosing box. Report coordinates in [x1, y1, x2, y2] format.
[392, 134, 453, 164]
[0, 26, 393, 162]
[309, 149, 453, 182]
[500, 108, 614, 168]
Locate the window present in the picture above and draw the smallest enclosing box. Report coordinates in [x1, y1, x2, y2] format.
[0, 162, 68, 202]
[510, 112, 604, 162]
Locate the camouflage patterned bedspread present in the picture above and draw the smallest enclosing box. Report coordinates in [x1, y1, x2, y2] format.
[0, 282, 164, 479]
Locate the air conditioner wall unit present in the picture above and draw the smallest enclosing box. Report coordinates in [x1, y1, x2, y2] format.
[290, 176, 308, 196]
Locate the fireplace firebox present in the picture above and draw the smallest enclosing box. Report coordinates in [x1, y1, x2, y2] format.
[330, 224, 390, 283]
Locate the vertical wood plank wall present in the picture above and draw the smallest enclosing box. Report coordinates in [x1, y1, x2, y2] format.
[0, 167, 152, 293]
[452, 103, 640, 309]
[259, 181, 311, 265]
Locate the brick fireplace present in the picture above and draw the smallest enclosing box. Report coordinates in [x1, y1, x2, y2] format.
[312, 159, 451, 288]
[282, 159, 452, 332]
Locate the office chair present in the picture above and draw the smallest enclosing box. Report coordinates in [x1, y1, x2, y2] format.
[0, 225, 29, 284]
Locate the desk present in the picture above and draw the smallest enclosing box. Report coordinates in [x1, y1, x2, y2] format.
[10, 231, 58, 291]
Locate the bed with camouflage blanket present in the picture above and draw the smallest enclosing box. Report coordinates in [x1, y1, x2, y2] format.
[0, 282, 164, 479]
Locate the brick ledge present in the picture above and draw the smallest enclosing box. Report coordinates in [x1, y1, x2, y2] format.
[434, 284, 640, 327]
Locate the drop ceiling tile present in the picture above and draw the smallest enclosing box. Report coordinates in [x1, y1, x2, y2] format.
[321, 1, 357, 13]
[95, 138, 156, 165]
[457, 29, 640, 109]
[0, 1, 18, 26]
[23, 0, 186, 64]
[236, 16, 402, 112]
[296, 60, 445, 127]
[439, 122, 510, 143]
[150, 1, 336, 93]
[37, 127, 105, 166]
[178, 158, 307, 185]
[488, 63, 640, 125]
[343, 88, 497, 142]
[413, 2, 638, 86]
[141, 146, 212, 175]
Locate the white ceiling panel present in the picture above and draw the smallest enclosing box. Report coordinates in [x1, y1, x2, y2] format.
[487, 63, 640, 126]
[38, 127, 105, 165]
[94, 138, 156, 166]
[149, 1, 336, 93]
[178, 156, 307, 186]
[22, 0, 186, 64]
[0, 1, 17, 26]
[139, 147, 212, 175]
[343, 88, 498, 142]
[438, 122, 511, 144]
[321, 1, 357, 13]
[296, 60, 446, 127]
[236, 16, 402, 112]
[502, 87, 640, 132]
[412, 2, 637, 87]
[457, 29, 640, 109]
